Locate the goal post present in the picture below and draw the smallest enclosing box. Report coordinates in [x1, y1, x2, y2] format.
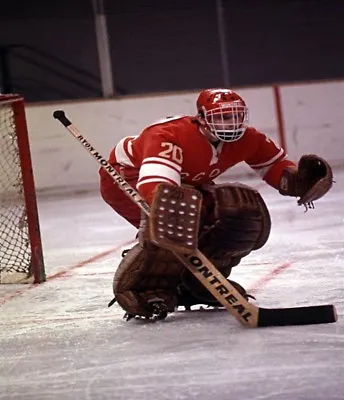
[0, 94, 45, 283]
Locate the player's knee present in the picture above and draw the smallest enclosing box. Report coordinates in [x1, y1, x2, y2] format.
[214, 183, 271, 251]
[198, 183, 271, 273]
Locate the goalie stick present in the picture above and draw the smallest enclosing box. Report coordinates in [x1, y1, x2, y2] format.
[53, 110, 337, 328]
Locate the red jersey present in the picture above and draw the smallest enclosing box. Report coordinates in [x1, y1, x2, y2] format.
[109, 116, 296, 204]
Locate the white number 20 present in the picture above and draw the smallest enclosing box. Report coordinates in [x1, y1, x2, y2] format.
[158, 142, 183, 164]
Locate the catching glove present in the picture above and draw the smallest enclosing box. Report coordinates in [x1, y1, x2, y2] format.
[279, 154, 333, 208]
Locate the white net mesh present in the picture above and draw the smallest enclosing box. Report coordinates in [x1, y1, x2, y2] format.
[0, 98, 36, 283]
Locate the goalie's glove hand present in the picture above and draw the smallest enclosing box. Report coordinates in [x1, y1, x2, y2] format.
[279, 154, 333, 208]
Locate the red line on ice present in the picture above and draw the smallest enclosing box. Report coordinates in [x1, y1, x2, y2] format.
[0, 239, 135, 306]
[248, 261, 293, 293]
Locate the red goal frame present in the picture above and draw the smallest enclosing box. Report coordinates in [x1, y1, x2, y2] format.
[0, 94, 45, 283]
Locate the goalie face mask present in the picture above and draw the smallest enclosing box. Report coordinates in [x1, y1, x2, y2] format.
[196, 88, 249, 142]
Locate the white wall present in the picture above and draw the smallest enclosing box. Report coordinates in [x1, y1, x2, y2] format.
[21, 81, 344, 193]
[281, 81, 344, 166]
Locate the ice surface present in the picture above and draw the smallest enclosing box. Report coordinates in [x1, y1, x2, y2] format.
[1, 171, 344, 400]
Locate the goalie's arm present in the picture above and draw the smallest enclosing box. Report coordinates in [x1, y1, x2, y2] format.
[243, 128, 297, 189]
[135, 135, 184, 205]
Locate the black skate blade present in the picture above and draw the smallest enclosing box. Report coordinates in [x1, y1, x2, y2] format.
[108, 297, 117, 307]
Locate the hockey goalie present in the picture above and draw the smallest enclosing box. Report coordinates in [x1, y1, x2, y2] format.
[101, 88, 333, 321]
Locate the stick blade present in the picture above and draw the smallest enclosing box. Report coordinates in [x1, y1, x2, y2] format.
[258, 304, 337, 327]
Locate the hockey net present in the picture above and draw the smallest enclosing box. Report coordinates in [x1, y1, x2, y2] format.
[0, 94, 45, 283]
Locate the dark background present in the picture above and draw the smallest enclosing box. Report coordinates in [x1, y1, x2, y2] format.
[1, 0, 343, 102]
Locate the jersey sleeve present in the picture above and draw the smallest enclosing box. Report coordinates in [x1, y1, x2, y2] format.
[136, 125, 183, 204]
[244, 128, 296, 189]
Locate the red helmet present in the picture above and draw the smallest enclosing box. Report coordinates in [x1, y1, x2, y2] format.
[196, 88, 248, 142]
